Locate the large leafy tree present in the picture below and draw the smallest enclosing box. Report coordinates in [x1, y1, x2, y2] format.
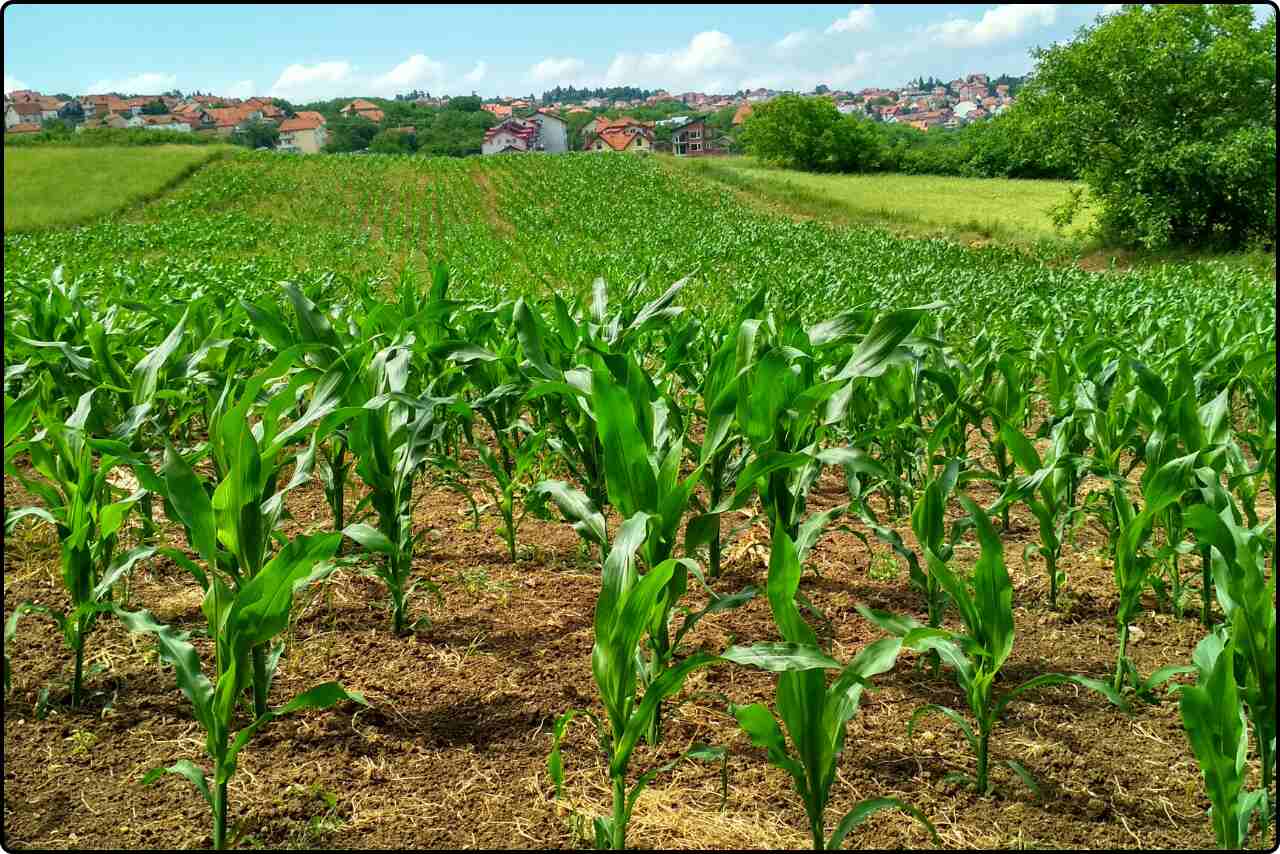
[1017, 3, 1276, 249]
[741, 94, 841, 170]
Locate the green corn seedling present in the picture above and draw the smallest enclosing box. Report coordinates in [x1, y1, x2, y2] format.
[861, 496, 1125, 794]
[547, 511, 837, 850]
[1184, 490, 1276, 795]
[1180, 631, 1271, 849]
[344, 341, 455, 635]
[996, 416, 1083, 609]
[731, 528, 939, 850]
[6, 390, 156, 707]
[117, 450, 363, 849]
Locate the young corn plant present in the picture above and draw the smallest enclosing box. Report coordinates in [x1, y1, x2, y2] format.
[547, 511, 836, 850]
[344, 341, 455, 635]
[996, 416, 1083, 610]
[861, 496, 1125, 794]
[731, 528, 940, 851]
[120, 445, 364, 850]
[540, 350, 754, 745]
[1111, 452, 1199, 694]
[195, 354, 351, 717]
[1180, 631, 1271, 849]
[5, 390, 156, 707]
[1184, 489, 1276, 795]
[707, 304, 930, 594]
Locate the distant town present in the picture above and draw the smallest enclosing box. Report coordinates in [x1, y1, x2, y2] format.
[4, 72, 1022, 155]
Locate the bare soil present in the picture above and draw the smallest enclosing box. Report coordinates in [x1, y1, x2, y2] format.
[3, 449, 1274, 850]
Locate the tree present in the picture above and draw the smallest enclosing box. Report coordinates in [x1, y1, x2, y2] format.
[1017, 3, 1276, 248]
[368, 128, 416, 154]
[822, 115, 882, 172]
[234, 118, 280, 150]
[323, 115, 381, 152]
[447, 95, 482, 112]
[741, 94, 840, 170]
[141, 100, 168, 115]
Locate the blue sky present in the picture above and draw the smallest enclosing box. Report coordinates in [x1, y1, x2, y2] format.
[3, 4, 1275, 100]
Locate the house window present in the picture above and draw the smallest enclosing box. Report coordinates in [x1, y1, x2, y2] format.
[690, 142, 701, 152]
[689, 130, 701, 140]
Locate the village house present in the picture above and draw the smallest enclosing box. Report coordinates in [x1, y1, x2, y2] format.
[671, 117, 720, 156]
[277, 111, 328, 153]
[340, 99, 385, 123]
[481, 109, 568, 154]
[5, 100, 44, 129]
[732, 103, 753, 126]
[482, 117, 540, 154]
[142, 114, 191, 132]
[482, 102, 513, 119]
[6, 122, 42, 135]
[583, 122, 653, 153]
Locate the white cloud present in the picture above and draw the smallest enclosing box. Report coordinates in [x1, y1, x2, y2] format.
[824, 51, 875, 88]
[773, 30, 815, 55]
[224, 79, 256, 99]
[370, 54, 446, 96]
[4, 73, 28, 94]
[927, 5, 1058, 48]
[269, 60, 355, 101]
[86, 71, 178, 95]
[826, 5, 876, 34]
[1101, 3, 1123, 11]
[529, 57, 586, 83]
[605, 30, 741, 89]
[464, 61, 488, 83]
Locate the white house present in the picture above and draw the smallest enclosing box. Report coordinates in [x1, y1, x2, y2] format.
[531, 109, 568, 153]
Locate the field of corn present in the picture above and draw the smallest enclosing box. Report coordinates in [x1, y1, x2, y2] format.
[3, 150, 1276, 850]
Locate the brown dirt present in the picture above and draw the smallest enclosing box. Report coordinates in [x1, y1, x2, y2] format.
[3, 442, 1275, 850]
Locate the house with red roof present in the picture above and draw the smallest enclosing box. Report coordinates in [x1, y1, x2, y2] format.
[278, 111, 328, 153]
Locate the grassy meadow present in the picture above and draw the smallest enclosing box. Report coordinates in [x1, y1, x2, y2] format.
[670, 155, 1096, 246]
[2, 145, 230, 232]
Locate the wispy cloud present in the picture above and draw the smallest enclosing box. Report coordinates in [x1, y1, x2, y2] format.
[529, 56, 587, 83]
[370, 54, 446, 96]
[464, 61, 488, 83]
[826, 5, 876, 35]
[269, 61, 355, 101]
[224, 79, 256, 99]
[773, 30, 815, 56]
[926, 4, 1058, 48]
[86, 71, 177, 94]
[605, 31, 740, 89]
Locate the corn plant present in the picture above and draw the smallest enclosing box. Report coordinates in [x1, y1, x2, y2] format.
[547, 511, 836, 850]
[1184, 489, 1276, 794]
[1111, 452, 1198, 693]
[344, 341, 455, 635]
[862, 496, 1124, 794]
[996, 416, 1083, 609]
[539, 350, 755, 745]
[728, 306, 923, 542]
[118, 445, 364, 850]
[5, 390, 156, 707]
[731, 529, 939, 850]
[1180, 631, 1271, 849]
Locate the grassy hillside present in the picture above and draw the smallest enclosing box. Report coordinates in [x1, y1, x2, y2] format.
[669, 155, 1095, 246]
[3, 145, 232, 232]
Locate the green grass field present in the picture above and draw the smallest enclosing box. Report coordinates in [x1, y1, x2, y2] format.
[670, 155, 1095, 247]
[3, 145, 230, 232]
